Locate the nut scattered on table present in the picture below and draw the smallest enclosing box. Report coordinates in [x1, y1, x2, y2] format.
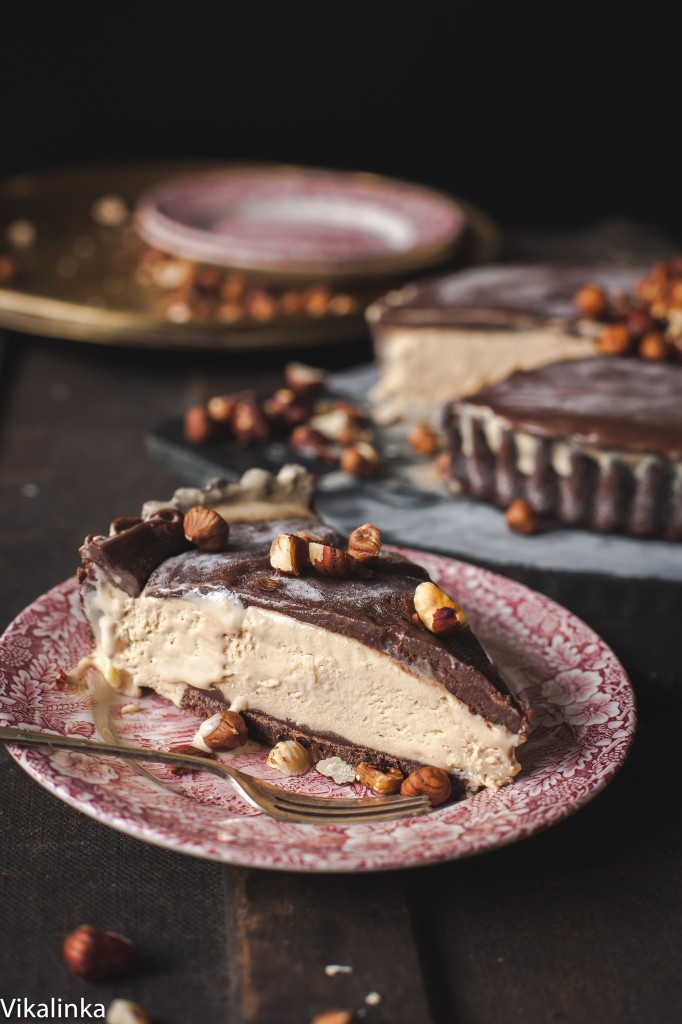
[347, 522, 382, 564]
[311, 1012, 358, 1024]
[232, 396, 270, 443]
[597, 324, 632, 356]
[0, 254, 18, 286]
[413, 582, 467, 634]
[183, 505, 231, 551]
[505, 498, 540, 535]
[574, 283, 608, 317]
[401, 766, 452, 806]
[408, 422, 441, 456]
[340, 441, 379, 479]
[184, 405, 215, 444]
[639, 331, 668, 360]
[270, 533, 309, 575]
[267, 739, 312, 776]
[106, 999, 150, 1024]
[194, 710, 248, 752]
[63, 925, 137, 982]
[285, 361, 329, 398]
[355, 762, 403, 794]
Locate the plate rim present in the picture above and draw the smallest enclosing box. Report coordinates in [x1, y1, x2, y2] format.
[0, 552, 636, 872]
[134, 165, 466, 279]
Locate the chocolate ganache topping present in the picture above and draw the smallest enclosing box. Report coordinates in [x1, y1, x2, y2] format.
[372, 263, 640, 330]
[461, 358, 682, 460]
[141, 520, 526, 733]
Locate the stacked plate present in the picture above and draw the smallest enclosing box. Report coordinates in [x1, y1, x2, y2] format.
[0, 162, 499, 350]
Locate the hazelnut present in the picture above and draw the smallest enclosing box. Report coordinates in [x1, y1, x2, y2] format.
[413, 581, 467, 634]
[340, 441, 379, 479]
[279, 291, 303, 315]
[217, 302, 243, 323]
[221, 272, 246, 301]
[311, 1013, 358, 1024]
[639, 332, 669, 361]
[628, 310, 657, 340]
[408, 422, 441, 456]
[308, 542, 371, 579]
[574, 284, 608, 317]
[183, 505, 230, 551]
[195, 710, 248, 752]
[194, 265, 223, 292]
[246, 288, 277, 320]
[63, 925, 136, 982]
[0, 253, 18, 286]
[168, 743, 216, 775]
[435, 450, 453, 477]
[289, 424, 334, 459]
[596, 324, 632, 355]
[106, 1000, 150, 1024]
[267, 739, 312, 776]
[400, 766, 452, 806]
[505, 498, 540, 535]
[232, 396, 270, 443]
[184, 405, 215, 444]
[303, 284, 331, 317]
[284, 361, 329, 399]
[326, 294, 357, 316]
[347, 522, 382, 563]
[270, 533, 309, 575]
[207, 393, 237, 424]
[309, 408, 359, 444]
[355, 762, 403, 794]
[266, 388, 310, 426]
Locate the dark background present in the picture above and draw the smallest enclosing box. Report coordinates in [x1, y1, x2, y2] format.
[1, 2, 679, 235]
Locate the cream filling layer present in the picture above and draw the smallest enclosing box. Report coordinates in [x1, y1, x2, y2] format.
[84, 571, 523, 790]
[370, 326, 595, 424]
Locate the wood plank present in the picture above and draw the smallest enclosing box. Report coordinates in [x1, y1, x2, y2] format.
[226, 868, 435, 1024]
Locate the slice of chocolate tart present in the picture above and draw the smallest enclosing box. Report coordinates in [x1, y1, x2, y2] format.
[79, 465, 529, 791]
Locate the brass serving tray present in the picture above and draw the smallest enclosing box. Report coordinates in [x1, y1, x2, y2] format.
[0, 161, 500, 350]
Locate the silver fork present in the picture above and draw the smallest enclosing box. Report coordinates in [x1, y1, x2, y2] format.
[0, 726, 431, 825]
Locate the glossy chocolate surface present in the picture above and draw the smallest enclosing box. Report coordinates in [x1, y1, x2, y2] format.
[460, 358, 682, 459]
[375, 263, 639, 329]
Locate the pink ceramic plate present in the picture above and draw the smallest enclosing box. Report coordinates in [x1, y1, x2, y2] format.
[135, 167, 466, 277]
[0, 551, 635, 872]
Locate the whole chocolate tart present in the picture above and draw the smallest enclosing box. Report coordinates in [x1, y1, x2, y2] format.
[367, 263, 638, 423]
[78, 466, 529, 792]
[444, 358, 682, 540]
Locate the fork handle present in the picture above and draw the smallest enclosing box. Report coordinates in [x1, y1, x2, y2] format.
[0, 724, 236, 777]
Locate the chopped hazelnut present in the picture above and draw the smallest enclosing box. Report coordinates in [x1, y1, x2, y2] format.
[184, 405, 215, 444]
[195, 710, 248, 752]
[340, 442, 379, 479]
[309, 542, 371, 579]
[408, 422, 441, 456]
[270, 533, 309, 575]
[232, 396, 270, 442]
[413, 582, 467, 634]
[355, 762, 403, 794]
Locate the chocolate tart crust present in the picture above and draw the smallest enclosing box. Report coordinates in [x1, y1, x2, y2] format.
[180, 685, 467, 795]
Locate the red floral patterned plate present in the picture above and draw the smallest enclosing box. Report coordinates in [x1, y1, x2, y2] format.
[0, 551, 635, 872]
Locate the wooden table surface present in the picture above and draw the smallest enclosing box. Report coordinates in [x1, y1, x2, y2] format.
[1, 329, 680, 1024]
